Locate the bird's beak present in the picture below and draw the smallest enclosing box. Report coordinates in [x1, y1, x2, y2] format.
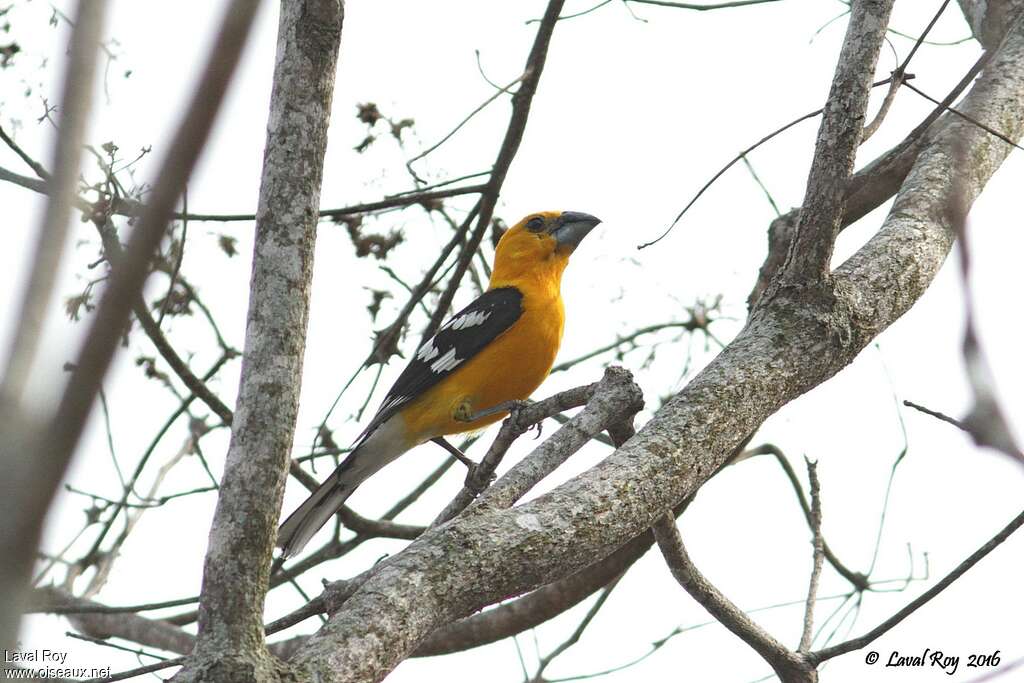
[552, 211, 602, 253]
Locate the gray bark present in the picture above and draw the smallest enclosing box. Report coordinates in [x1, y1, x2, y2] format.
[173, 1, 343, 680]
[957, 0, 1024, 48]
[781, 0, 894, 284]
[287, 14, 1024, 683]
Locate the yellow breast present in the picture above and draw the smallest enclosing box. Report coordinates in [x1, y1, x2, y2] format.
[399, 280, 564, 442]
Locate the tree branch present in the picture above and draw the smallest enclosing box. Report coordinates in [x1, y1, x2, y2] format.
[811, 505, 1024, 664]
[176, 1, 342, 679]
[420, 0, 566, 340]
[284, 17, 1024, 679]
[780, 0, 895, 285]
[652, 513, 815, 682]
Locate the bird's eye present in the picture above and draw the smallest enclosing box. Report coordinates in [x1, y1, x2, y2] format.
[526, 216, 545, 233]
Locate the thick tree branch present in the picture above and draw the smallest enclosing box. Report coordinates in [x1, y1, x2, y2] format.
[748, 48, 991, 309]
[175, 2, 343, 681]
[285, 15, 1024, 681]
[781, 0, 895, 285]
[31, 587, 195, 657]
[652, 514, 815, 682]
[957, 0, 1024, 48]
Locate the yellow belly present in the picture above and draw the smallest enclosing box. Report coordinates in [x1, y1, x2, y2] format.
[398, 297, 563, 442]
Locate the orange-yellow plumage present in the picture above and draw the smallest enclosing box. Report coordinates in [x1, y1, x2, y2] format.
[401, 211, 570, 440]
[277, 210, 600, 556]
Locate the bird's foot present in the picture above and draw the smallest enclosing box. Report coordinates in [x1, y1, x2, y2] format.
[453, 399, 529, 423]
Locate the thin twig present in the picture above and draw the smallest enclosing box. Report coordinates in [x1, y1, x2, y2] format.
[902, 399, 970, 432]
[407, 75, 524, 167]
[157, 188, 188, 327]
[421, 0, 565, 341]
[811, 506, 1024, 664]
[741, 154, 782, 217]
[652, 513, 812, 680]
[530, 575, 623, 681]
[527, 0, 612, 24]
[0, 123, 51, 180]
[750, 444, 868, 589]
[903, 80, 1024, 151]
[83, 656, 186, 683]
[65, 631, 166, 660]
[628, 0, 781, 10]
[798, 459, 823, 653]
[896, 0, 951, 74]
[35, 0, 259, 542]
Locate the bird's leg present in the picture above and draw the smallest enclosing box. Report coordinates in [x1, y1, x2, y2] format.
[453, 399, 529, 424]
[431, 436, 476, 469]
[431, 437, 495, 492]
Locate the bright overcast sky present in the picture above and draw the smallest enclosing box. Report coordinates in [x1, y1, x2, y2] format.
[2, 1, 1022, 681]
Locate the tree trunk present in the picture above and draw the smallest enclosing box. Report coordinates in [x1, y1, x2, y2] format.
[173, 1, 344, 680]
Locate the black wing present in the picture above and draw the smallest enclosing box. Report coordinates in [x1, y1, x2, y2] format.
[354, 286, 524, 445]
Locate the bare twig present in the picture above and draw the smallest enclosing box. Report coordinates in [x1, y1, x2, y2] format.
[0, 165, 485, 224]
[421, 0, 566, 341]
[0, 124, 51, 180]
[33, 0, 259, 550]
[407, 74, 524, 168]
[95, 216, 235, 426]
[628, 0, 781, 10]
[904, 80, 1024, 152]
[157, 190, 188, 327]
[529, 575, 623, 682]
[902, 399, 970, 432]
[431, 379, 605, 525]
[652, 513, 814, 682]
[752, 444, 868, 589]
[798, 459, 823, 653]
[639, 105, 821, 250]
[741, 154, 782, 217]
[440, 367, 643, 521]
[811, 506, 1024, 664]
[336, 507, 424, 540]
[83, 656, 186, 683]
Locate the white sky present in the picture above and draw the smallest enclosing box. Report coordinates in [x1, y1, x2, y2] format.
[1, 1, 1022, 681]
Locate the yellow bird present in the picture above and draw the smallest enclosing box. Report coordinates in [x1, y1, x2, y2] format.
[278, 210, 601, 556]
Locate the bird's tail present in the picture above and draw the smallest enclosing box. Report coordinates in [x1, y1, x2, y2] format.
[277, 417, 408, 557]
[277, 466, 357, 558]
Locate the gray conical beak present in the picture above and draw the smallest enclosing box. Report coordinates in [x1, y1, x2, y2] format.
[552, 211, 601, 253]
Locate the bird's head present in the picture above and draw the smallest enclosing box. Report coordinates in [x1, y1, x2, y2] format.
[490, 211, 602, 287]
